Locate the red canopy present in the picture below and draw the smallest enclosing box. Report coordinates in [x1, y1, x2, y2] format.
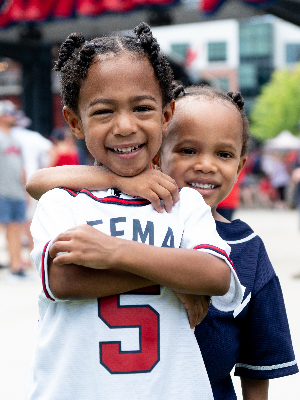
[0, 0, 178, 28]
[201, 0, 272, 15]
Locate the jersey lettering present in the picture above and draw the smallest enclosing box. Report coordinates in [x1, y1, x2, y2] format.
[132, 219, 154, 245]
[110, 217, 126, 237]
[161, 227, 175, 248]
[98, 287, 160, 374]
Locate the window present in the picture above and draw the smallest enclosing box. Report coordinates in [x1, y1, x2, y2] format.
[213, 77, 229, 92]
[239, 64, 256, 90]
[170, 43, 189, 62]
[240, 23, 273, 59]
[286, 43, 300, 63]
[208, 42, 227, 62]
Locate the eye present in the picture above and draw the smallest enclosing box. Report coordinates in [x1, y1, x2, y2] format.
[179, 148, 196, 155]
[218, 151, 233, 159]
[134, 105, 153, 112]
[93, 109, 112, 116]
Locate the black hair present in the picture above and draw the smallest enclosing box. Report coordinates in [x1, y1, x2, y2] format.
[173, 84, 251, 156]
[54, 22, 174, 113]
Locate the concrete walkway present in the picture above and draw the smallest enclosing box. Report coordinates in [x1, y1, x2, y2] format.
[0, 208, 299, 399]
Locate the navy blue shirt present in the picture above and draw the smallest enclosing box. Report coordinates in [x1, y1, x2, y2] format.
[195, 219, 298, 399]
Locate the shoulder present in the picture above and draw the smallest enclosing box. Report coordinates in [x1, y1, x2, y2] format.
[216, 219, 275, 294]
[178, 187, 209, 216]
[12, 127, 51, 148]
[38, 187, 77, 207]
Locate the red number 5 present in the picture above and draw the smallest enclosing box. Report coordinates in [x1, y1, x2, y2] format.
[98, 287, 160, 374]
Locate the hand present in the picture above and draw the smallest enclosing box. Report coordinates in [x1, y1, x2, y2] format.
[49, 224, 120, 269]
[113, 169, 179, 213]
[174, 292, 211, 329]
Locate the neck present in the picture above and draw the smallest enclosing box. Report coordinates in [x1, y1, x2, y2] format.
[211, 207, 230, 223]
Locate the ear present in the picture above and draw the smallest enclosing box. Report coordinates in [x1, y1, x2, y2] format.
[235, 155, 247, 182]
[162, 100, 175, 134]
[63, 106, 85, 140]
[151, 153, 161, 170]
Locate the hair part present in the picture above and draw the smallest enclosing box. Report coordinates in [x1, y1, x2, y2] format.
[173, 84, 251, 156]
[54, 23, 174, 113]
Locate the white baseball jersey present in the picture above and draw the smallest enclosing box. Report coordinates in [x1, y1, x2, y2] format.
[26, 187, 242, 400]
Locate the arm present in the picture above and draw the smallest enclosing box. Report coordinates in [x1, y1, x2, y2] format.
[48, 259, 206, 329]
[49, 224, 231, 296]
[48, 258, 154, 299]
[26, 165, 179, 213]
[241, 377, 269, 400]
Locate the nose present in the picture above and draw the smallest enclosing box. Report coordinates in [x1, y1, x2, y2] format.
[112, 112, 138, 137]
[193, 154, 217, 174]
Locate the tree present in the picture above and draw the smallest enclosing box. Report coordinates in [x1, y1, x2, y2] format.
[250, 64, 300, 141]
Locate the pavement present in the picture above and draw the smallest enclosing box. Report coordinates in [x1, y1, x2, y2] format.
[0, 208, 299, 399]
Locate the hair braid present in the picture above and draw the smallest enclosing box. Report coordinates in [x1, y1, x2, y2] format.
[55, 23, 174, 113]
[55, 33, 85, 72]
[227, 91, 244, 111]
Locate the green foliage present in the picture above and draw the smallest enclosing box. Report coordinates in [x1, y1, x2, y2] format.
[250, 64, 300, 141]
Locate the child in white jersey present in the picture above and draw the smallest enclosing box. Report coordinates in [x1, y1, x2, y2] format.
[26, 26, 242, 400]
[28, 85, 298, 399]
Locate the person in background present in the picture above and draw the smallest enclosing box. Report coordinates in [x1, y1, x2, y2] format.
[47, 127, 80, 167]
[11, 110, 52, 261]
[0, 100, 28, 279]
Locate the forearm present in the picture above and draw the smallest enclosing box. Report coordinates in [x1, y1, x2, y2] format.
[48, 257, 155, 300]
[241, 377, 269, 400]
[26, 165, 114, 200]
[109, 240, 230, 296]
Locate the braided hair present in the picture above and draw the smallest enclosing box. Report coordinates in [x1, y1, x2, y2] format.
[173, 84, 251, 156]
[54, 23, 174, 113]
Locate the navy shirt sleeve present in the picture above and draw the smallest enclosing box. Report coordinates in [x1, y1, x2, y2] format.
[196, 219, 298, 400]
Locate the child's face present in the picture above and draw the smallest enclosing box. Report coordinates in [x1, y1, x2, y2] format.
[160, 98, 247, 212]
[64, 53, 173, 177]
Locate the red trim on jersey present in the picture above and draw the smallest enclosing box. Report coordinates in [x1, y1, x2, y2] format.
[60, 187, 79, 197]
[81, 188, 151, 206]
[59, 187, 150, 206]
[42, 241, 55, 301]
[194, 244, 236, 271]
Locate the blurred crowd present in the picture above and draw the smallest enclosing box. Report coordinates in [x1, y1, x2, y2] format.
[0, 100, 82, 281]
[217, 142, 300, 222]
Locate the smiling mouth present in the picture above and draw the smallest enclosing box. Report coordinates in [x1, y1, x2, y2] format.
[109, 144, 144, 154]
[189, 183, 216, 189]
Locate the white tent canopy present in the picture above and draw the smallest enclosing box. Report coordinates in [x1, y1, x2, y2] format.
[264, 130, 300, 150]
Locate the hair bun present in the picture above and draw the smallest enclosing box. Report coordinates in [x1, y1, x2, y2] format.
[227, 91, 244, 110]
[172, 82, 185, 99]
[55, 33, 85, 71]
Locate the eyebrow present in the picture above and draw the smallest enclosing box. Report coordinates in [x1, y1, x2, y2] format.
[176, 139, 238, 151]
[89, 95, 158, 108]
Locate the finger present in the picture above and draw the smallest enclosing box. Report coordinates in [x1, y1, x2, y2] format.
[145, 191, 163, 213]
[49, 241, 72, 259]
[157, 179, 179, 209]
[52, 252, 74, 265]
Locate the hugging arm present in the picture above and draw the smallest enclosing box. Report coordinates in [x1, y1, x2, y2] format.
[26, 165, 179, 213]
[50, 224, 231, 297]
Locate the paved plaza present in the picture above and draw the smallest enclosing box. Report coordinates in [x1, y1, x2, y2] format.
[0, 208, 299, 399]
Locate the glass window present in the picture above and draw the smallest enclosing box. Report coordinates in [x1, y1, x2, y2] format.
[239, 63, 257, 89]
[213, 77, 229, 92]
[240, 23, 273, 59]
[286, 43, 300, 63]
[208, 42, 227, 62]
[171, 43, 189, 61]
